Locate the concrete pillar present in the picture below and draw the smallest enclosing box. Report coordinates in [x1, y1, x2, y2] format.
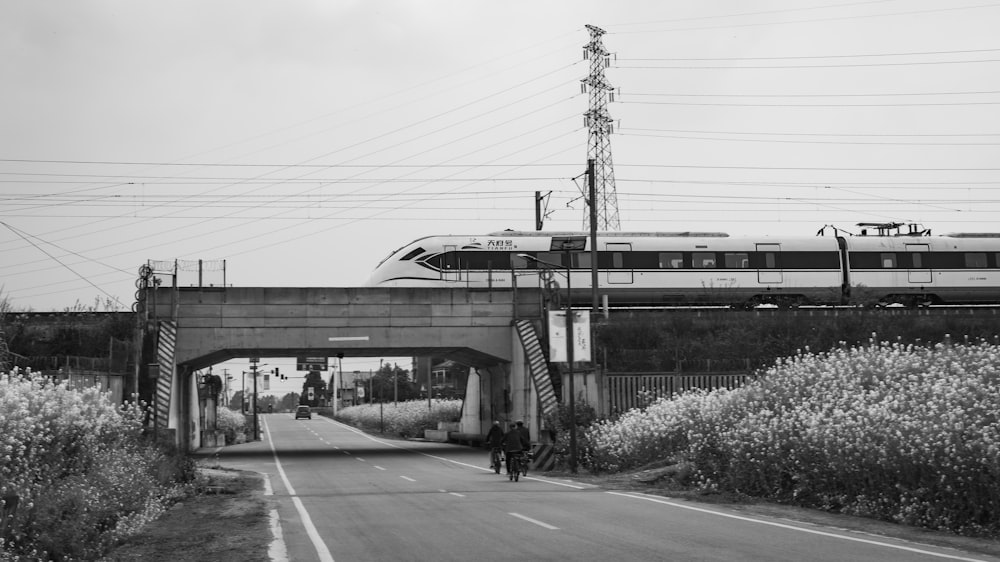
[460, 369, 481, 435]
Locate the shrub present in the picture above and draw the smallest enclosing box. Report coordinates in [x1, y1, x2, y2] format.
[217, 407, 247, 445]
[584, 337, 1000, 536]
[335, 399, 463, 437]
[0, 372, 193, 560]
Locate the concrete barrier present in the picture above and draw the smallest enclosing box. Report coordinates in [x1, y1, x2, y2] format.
[424, 429, 449, 442]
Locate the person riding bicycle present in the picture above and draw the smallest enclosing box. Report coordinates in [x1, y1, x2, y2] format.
[501, 422, 529, 475]
[515, 420, 531, 475]
[485, 420, 504, 469]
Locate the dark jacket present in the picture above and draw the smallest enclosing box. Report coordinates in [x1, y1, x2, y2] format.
[516, 424, 530, 447]
[501, 427, 528, 453]
[485, 424, 504, 448]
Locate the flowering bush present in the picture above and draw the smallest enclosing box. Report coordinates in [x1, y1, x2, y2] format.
[217, 406, 247, 444]
[0, 372, 194, 560]
[585, 337, 1000, 536]
[335, 399, 463, 437]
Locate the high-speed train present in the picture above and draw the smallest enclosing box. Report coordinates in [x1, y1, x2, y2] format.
[365, 229, 1000, 307]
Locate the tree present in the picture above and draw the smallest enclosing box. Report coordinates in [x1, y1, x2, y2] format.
[302, 371, 326, 407]
[371, 363, 419, 402]
[278, 392, 300, 412]
[231, 390, 247, 413]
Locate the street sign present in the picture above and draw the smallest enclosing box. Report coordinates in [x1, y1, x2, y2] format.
[296, 356, 328, 371]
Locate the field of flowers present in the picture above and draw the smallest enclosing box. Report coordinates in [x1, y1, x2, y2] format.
[585, 337, 1000, 536]
[0, 372, 194, 560]
[335, 399, 463, 437]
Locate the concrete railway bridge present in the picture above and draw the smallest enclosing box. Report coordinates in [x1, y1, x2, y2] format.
[143, 286, 574, 452]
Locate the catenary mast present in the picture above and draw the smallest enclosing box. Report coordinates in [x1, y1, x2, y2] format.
[581, 24, 620, 231]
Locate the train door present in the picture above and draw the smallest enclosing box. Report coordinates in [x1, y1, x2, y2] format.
[906, 244, 932, 284]
[442, 245, 460, 282]
[606, 242, 632, 284]
[756, 243, 783, 284]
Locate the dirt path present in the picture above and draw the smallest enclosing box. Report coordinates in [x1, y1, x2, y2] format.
[101, 467, 272, 562]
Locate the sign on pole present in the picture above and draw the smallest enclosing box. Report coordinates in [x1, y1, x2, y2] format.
[547, 310, 591, 362]
[296, 356, 329, 371]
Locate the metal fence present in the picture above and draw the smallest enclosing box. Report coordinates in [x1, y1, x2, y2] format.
[12, 352, 129, 404]
[605, 370, 756, 416]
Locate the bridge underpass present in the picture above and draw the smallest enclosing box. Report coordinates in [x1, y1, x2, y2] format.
[142, 286, 559, 451]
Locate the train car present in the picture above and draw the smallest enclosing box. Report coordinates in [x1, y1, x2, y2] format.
[366, 229, 1000, 308]
[843, 234, 1000, 306]
[366, 231, 847, 307]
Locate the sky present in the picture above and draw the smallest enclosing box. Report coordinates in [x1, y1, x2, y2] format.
[3, 0, 1000, 324]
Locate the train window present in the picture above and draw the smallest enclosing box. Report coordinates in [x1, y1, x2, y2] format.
[574, 252, 593, 269]
[401, 248, 424, 261]
[763, 252, 777, 268]
[965, 253, 987, 268]
[537, 252, 564, 268]
[911, 253, 923, 268]
[659, 252, 683, 268]
[693, 253, 716, 268]
[511, 254, 529, 269]
[612, 253, 624, 268]
[457, 251, 511, 270]
[724, 253, 749, 268]
[881, 253, 897, 268]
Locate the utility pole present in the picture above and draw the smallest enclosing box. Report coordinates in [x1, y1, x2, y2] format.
[582, 24, 620, 231]
[588, 159, 599, 313]
[250, 358, 260, 441]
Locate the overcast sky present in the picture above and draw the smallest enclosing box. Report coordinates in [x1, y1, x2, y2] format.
[3, 0, 1000, 321]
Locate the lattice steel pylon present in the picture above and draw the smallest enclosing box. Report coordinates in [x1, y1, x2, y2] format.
[581, 24, 620, 231]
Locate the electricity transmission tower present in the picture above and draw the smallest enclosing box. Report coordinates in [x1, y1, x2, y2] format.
[581, 24, 620, 231]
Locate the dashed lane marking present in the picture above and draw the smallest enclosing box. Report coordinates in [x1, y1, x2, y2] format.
[509, 513, 559, 530]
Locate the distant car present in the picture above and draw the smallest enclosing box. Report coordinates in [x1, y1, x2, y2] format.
[294, 405, 311, 420]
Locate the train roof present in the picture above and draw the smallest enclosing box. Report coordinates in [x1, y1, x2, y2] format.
[486, 230, 729, 238]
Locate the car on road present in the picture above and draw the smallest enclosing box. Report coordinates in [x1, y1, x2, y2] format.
[294, 405, 311, 420]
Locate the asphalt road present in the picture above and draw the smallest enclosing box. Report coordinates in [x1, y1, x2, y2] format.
[207, 414, 1000, 562]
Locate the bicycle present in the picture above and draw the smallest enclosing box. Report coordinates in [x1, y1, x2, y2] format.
[508, 452, 524, 481]
[490, 447, 503, 474]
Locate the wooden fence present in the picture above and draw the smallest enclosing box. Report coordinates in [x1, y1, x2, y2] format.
[605, 370, 756, 416]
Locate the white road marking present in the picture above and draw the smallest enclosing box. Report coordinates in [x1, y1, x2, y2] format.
[449, 492, 466, 498]
[319, 417, 590, 489]
[268, 509, 289, 562]
[373, 465, 386, 471]
[608, 492, 989, 562]
[355, 457, 365, 462]
[400, 476, 416, 482]
[509, 513, 559, 530]
[262, 418, 334, 562]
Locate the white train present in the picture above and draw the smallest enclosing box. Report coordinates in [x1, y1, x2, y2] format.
[365, 229, 1000, 307]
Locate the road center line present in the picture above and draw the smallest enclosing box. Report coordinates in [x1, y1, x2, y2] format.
[509, 513, 559, 530]
[400, 476, 416, 482]
[607, 492, 988, 562]
[373, 466, 386, 471]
